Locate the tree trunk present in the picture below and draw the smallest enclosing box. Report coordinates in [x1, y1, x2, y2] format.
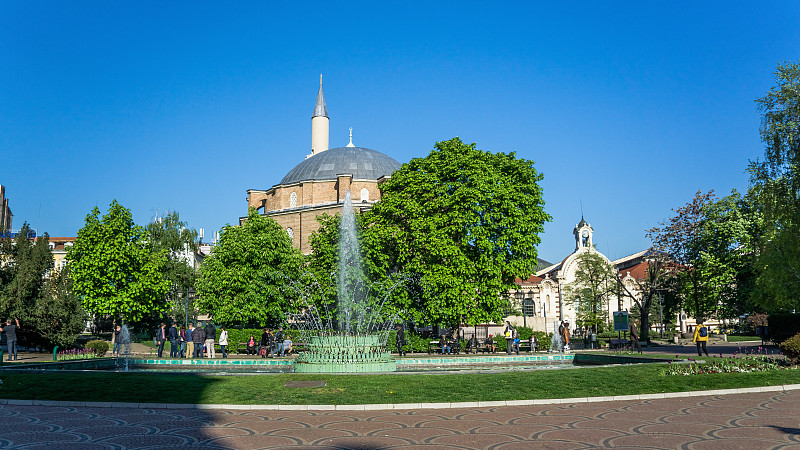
[640, 301, 651, 341]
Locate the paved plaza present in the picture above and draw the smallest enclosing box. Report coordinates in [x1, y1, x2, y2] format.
[1, 390, 798, 449]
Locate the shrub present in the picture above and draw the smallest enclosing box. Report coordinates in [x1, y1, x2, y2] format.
[779, 332, 800, 364]
[85, 340, 110, 357]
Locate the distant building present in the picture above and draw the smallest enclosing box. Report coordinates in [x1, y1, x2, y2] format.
[0, 185, 12, 231]
[243, 78, 401, 254]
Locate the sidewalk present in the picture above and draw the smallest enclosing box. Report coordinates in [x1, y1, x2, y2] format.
[1, 388, 798, 448]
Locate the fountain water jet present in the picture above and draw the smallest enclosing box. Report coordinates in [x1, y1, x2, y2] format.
[290, 190, 403, 373]
[114, 324, 132, 372]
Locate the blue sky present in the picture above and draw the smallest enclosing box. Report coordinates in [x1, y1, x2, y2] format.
[2, 2, 798, 262]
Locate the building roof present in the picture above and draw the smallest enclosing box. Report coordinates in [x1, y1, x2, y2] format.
[279, 146, 401, 185]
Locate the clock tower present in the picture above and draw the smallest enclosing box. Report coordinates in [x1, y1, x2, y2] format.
[573, 217, 594, 251]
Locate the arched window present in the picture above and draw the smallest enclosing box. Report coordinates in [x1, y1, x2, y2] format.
[286, 227, 294, 240]
[290, 192, 297, 208]
[360, 188, 369, 203]
[522, 299, 535, 317]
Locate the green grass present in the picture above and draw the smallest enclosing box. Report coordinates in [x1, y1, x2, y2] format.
[0, 364, 797, 405]
[725, 335, 763, 342]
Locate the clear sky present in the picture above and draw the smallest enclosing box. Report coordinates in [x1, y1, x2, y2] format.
[1, 2, 798, 263]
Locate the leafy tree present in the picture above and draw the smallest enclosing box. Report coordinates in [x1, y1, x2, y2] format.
[67, 200, 170, 322]
[748, 61, 800, 312]
[32, 266, 88, 348]
[145, 211, 199, 325]
[562, 251, 616, 333]
[0, 223, 52, 323]
[694, 190, 763, 320]
[195, 208, 304, 326]
[649, 190, 719, 321]
[365, 137, 550, 331]
[0, 223, 86, 349]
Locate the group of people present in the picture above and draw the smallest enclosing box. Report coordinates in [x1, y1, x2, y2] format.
[247, 327, 293, 358]
[152, 321, 229, 359]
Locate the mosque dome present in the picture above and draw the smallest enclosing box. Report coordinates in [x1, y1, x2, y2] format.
[279, 146, 401, 185]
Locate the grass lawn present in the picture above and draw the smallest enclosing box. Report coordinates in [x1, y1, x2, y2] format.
[726, 335, 763, 342]
[0, 364, 797, 405]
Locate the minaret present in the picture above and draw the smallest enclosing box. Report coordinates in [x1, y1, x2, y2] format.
[311, 74, 329, 156]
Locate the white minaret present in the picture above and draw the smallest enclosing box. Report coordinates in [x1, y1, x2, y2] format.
[311, 74, 329, 156]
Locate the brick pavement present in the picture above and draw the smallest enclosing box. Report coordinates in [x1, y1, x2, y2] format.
[1, 390, 798, 449]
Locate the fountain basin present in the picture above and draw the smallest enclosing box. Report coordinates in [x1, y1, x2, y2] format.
[294, 334, 396, 373]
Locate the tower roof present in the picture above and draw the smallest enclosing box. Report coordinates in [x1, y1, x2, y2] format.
[313, 75, 328, 118]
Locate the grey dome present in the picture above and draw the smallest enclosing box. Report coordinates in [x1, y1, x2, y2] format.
[279, 147, 401, 185]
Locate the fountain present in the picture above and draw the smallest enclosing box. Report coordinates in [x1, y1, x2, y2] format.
[289, 190, 402, 373]
[114, 324, 132, 372]
[549, 320, 565, 363]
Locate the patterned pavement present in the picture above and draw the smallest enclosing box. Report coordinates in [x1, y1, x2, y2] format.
[1, 390, 799, 449]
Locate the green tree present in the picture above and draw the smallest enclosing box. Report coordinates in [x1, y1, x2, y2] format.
[145, 211, 199, 325]
[365, 137, 550, 330]
[32, 266, 88, 348]
[67, 200, 170, 322]
[0, 223, 52, 324]
[649, 190, 719, 321]
[0, 223, 87, 349]
[694, 190, 763, 320]
[195, 208, 304, 326]
[748, 61, 800, 311]
[562, 251, 616, 333]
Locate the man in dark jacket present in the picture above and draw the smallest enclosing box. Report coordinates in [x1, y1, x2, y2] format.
[204, 321, 217, 359]
[0, 318, 20, 361]
[168, 323, 179, 358]
[272, 327, 284, 357]
[192, 322, 205, 358]
[395, 324, 407, 356]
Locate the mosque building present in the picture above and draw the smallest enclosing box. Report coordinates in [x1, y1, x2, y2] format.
[244, 78, 401, 254]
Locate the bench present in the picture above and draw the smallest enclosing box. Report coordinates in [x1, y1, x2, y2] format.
[428, 340, 459, 354]
[609, 338, 630, 349]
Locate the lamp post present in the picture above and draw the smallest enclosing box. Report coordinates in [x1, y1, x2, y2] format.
[515, 290, 525, 328]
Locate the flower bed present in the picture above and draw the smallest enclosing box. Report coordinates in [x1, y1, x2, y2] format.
[56, 348, 98, 361]
[665, 353, 794, 376]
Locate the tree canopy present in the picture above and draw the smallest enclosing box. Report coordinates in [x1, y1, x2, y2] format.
[145, 211, 200, 321]
[67, 200, 170, 322]
[0, 223, 86, 348]
[562, 251, 616, 332]
[363, 137, 550, 329]
[195, 208, 304, 326]
[748, 61, 800, 311]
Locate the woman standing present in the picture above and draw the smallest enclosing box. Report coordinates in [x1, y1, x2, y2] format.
[219, 326, 229, 358]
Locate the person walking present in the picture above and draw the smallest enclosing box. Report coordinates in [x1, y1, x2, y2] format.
[192, 322, 205, 358]
[259, 328, 270, 358]
[395, 324, 407, 356]
[693, 319, 710, 356]
[629, 321, 642, 353]
[168, 323, 179, 358]
[156, 323, 167, 358]
[219, 326, 228, 358]
[185, 323, 195, 359]
[0, 318, 20, 361]
[204, 321, 217, 359]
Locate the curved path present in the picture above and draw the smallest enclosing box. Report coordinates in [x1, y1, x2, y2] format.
[1, 389, 799, 449]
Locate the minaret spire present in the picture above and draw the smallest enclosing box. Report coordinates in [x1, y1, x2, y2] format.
[310, 74, 330, 156]
[346, 127, 355, 147]
[313, 74, 328, 118]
